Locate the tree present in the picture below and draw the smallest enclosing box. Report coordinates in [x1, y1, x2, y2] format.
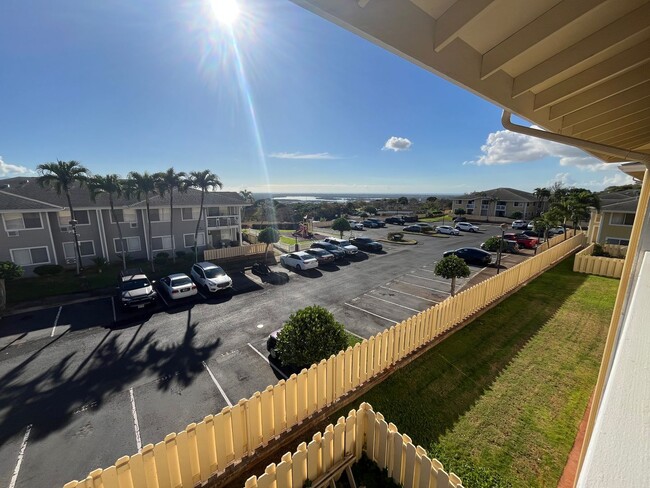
[37, 160, 89, 274]
[88, 174, 128, 270]
[155, 168, 188, 263]
[0, 262, 23, 311]
[510, 211, 523, 219]
[533, 187, 551, 216]
[332, 217, 351, 238]
[189, 170, 223, 263]
[426, 196, 438, 203]
[454, 208, 466, 216]
[434, 255, 470, 296]
[397, 196, 409, 215]
[274, 305, 348, 368]
[239, 189, 255, 204]
[258, 227, 280, 262]
[481, 236, 503, 252]
[364, 206, 377, 215]
[127, 171, 158, 271]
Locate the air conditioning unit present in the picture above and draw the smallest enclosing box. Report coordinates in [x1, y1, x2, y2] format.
[60, 226, 69, 232]
[130, 222, 138, 228]
[7, 230, 19, 237]
[65, 257, 76, 264]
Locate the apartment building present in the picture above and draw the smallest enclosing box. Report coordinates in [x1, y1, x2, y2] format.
[451, 187, 543, 219]
[587, 195, 639, 246]
[0, 177, 248, 275]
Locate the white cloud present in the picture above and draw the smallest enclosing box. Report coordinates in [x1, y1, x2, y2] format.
[548, 172, 575, 187]
[465, 127, 609, 171]
[382, 136, 412, 152]
[547, 170, 634, 191]
[268, 152, 342, 160]
[0, 156, 34, 177]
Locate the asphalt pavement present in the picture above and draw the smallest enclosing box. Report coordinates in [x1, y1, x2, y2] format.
[0, 223, 510, 487]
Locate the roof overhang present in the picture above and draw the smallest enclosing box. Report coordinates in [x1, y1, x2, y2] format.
[619, 161, 647, 181]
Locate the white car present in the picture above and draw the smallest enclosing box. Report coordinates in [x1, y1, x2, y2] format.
[436, 225, 460, 235]
[158, 273, 198, 300]
[527, 221, 535, 230]
[455, 222, 480, 233]
[280, 251, 319, 271]
[512, 220, 528, 229]
[348, 220, 364, 230]
[324, 237, 358, 255]
[190, 262, 232, 292]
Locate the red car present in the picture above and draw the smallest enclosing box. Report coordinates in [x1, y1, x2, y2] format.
[504, 233, 539, 249]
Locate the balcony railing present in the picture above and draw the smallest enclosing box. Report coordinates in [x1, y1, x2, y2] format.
[467, 204, 475, 209]
[496, 205, 507, 211]
[206, 216, 239, 228]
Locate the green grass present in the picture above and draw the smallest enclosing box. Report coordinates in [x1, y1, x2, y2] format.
[334, 257, 617, 487]
[418, 215, 451, 223]
[346, 332, 363, 348]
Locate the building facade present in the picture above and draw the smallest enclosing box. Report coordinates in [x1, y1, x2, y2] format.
[0, 177, 248, 275]
[451, 187, 543, 219]
[587, 197, 638, 246]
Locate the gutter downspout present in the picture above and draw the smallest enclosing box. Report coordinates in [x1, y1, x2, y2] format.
[501, 111, 650, 164]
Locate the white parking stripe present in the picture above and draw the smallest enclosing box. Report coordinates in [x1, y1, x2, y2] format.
[344, 303, 399, 324]
[364, 293, 422, 313]
[408, 272, 458, 285]
[50, 306, 62, 337]
[378, 286, 437, 303]
[8, 424, 31, 488]
[247, 343, 288, 379]
[202, 361, 232, 407]
[111, 297, 117, 323]
[394, 279, 449, 293]
[129, 388, 142, 451]
[346, 329, 365, 340]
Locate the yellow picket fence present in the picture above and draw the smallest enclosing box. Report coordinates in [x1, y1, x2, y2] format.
[244, 403, 463, 488]
[203, 243, 267, 261]
[64, 232, 585, 488]
[573, 243, 625, 278]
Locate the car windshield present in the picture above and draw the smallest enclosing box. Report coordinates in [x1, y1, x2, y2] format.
[339, 241, 351, 246]
[171, 277, 193, 287]
[121, 278, 150, 291]
[356, 238, 371, 243]
[204, 267, 226, 278]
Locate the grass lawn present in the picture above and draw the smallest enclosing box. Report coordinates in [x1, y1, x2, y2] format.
[347, 332, 363, 348]
[334, 257, 617, 487]
[418, 215, 452, 223]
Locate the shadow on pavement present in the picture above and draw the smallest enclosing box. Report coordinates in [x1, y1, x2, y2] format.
[259, 271, 290, 285]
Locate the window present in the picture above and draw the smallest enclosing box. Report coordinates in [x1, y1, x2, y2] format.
[110, 209, 137, 224]
[151, 235, 174, 251]
[3, 212, 43, 231]
[207, 207, 221, 217]
[456, 200, 462, 204]
[63, 241, 95, 259]
[181, 208, 200, 220]
[184, 233, 206, 248]
[513, 202, 520, 207]
[114, 237, 142, 253]
[149, 208, 171, 222]
[10, 247, 50, 266]
[610, 213, 635, 226]
[58, 210, 90, 226]
[605, 238, 630, 246]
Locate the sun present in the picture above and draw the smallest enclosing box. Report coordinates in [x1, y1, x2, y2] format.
[210, 0, 240, 26]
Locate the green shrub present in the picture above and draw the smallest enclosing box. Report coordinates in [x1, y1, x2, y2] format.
[175, 250, 187, 259]
[592, 243, 610, 257]
[510, 211, 523, 219]
[92, 257, 108, 270]
[33, 264, 64, 277]
[482, 236, 502, 252]
[0, 261, 23, 280]
[275, 305, 348, 368]
[387, 232, 404, 241]
[154, 252, 169, 264]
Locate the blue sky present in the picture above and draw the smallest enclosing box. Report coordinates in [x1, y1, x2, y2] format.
[0, 0, 633, 194]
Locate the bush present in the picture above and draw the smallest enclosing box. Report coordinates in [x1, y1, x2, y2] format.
[175, 250, 187, 259]
[0, 261, 23, 280]
[154, 252, 169, 264]
[454, 208, 466, 215]
[33, 264, 64, 277]
[592, 243, 611, 257]
[92, 257, 108, 270]
[510, 211, 523, 219]
[482, 236, 502, 252]
[275, 305, 348, 368]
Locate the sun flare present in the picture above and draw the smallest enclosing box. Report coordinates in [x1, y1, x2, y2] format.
[210, 0, 240, 26]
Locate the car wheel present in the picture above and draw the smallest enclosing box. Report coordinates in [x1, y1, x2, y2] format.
[471, 229, 476, 233]
[297, 264, 303, 271]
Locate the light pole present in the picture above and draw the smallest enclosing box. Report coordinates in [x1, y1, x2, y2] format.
[69, 219, 81, 275]
[496, 222, 508, 274]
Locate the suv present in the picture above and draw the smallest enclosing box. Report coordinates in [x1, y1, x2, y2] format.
[385, 216, 405, 225]
[367, 218, 386, 228]
[117, 268, 157, 309]
[455, 222, 480, 233]
[323, 237, 358, 255]
[512, 220, 528, 229]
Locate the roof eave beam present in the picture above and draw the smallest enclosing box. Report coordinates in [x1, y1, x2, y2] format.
[434, 0, 493, 52]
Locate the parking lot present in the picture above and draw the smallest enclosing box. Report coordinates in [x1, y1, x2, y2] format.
[0, 222, 533, 487]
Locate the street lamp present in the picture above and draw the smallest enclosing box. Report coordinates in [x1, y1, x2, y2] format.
[69, 219, 81, 275]
[496, 222, 508, 274]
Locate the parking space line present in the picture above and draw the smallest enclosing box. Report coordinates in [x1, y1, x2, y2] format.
[111, 297, 117, 323]
[364, 293, 422, 313]
[408, 272, 456, 285]
[158, 292, 170, 307]
[8, 424, 32, 488]
[394, 279, 449, 293]
[50, 306, 62, 337]
[346, 329, 365, 340]
[344, 303, 399, 324]
[129, 388, 142, 451]
[378, 286, 437, 303]
[247, 343, 288, 379]
[202, 361, 233, 407]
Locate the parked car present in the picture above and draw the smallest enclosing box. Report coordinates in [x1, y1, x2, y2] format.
[190, 262, 232, 292]
[436, 225, 460, 235]
[455, 222, 480, 233]
[385, 216, 405, 225]
[280, 251, 319, 271]
[367, 218, 386, 228]
[527, 221, 535, 230]
[512, 220, 528, 229]
[361, 219, 379, 228]
[304, 248, 336, 266]
[521, 230, 539, 238]
[402, 215, 419, 223]
[310, 241, 346, 259]
[548, 227, 566, 236]
[350, 237, 383, 252]
[504, 232, 539, 249]
[480, 239, 520, 254]
[452, 216, 467, 223]
[158, 273, 198, 300]
[347, 220, 364, 230]
[323, 237, 358, 255]
[404, 224, 424, 232]
[443, 247, 492, 266]
[252, 262, 272, 276]
[117, 268, 158, 309]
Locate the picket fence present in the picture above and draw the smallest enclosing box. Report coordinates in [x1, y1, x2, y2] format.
[64, 232, 585, 488]
[203, 243, 267, 261]
[244, 403, 463, 488]
[573, 243, 625, 278]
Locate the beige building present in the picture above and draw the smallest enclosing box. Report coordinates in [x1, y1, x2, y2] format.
[588, 197, 638, 246]
[451, 187, 543, 219]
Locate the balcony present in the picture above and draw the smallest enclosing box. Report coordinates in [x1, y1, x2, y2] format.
[466, 204, 475, 209]
[496, 205, 506, 211]
[207, 215, 239, 229]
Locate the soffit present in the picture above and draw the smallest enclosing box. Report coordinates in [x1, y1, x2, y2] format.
[291, 0, 650, 163]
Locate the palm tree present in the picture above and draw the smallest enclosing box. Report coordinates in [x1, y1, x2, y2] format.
[88, 174, 128, 270]
[127, 171, 158, 271]
[189, 170, 223, 263]
[36, 160, 89, 274]
[154, 168, 188, 263]
[239, 189, 254, 204]
[533, 187, 551, 216]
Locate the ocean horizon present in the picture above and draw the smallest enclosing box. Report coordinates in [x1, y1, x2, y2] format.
[252, 192, 456, 203]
